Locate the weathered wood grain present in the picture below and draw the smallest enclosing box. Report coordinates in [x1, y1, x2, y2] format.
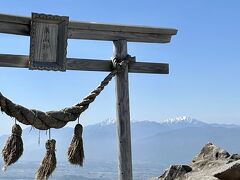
[29, 13, 69, 71]
[0, 21, 30, 35]
[0, 54, 169, 74]
[67, 28, 172, 43]
[33, 23, 58, 62]
[69, 20, 177, 34]
[113, 40, 133, 180]
[129, 61, 169, 74]
[0, 13, 177, 43]
[66, 58, 113, 71]
[0, 54, 29, 68]
[0, 13, 30, 24]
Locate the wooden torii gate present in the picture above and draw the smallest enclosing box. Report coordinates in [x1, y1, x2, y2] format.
[0, 13, 177, 180]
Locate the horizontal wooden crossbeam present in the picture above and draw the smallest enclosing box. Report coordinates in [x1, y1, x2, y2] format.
[0, 13, 177, 43]
[0, 54, 169, 74]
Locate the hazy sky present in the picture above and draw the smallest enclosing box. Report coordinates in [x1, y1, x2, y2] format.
[0, 0, 240, 135]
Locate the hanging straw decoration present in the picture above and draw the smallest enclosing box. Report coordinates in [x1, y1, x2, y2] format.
[67, 121, 84, 166]
[35, 129, 56, 180]
[2, 123, 23, 172]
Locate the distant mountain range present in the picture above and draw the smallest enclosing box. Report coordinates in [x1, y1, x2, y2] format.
[1, 116, 240, 166]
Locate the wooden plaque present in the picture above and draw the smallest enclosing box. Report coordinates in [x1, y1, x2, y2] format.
[29, 13, 69, 71]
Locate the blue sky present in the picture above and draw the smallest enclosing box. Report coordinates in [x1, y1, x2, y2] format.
[0, 0, 240, 135]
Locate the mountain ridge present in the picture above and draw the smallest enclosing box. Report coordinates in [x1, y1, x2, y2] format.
[0, 116, 240, 167]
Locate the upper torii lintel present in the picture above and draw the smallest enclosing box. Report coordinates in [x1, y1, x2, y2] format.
[0, 12, 177, 74]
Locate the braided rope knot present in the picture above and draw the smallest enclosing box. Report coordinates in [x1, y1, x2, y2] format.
[12, 124, 22, 137]
[0, 55, 132, 130]
[46, 139, 56, 152]
[112, 54, 131, 73]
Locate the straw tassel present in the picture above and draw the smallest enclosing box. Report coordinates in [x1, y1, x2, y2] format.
[2, 124, 23, 171]
[67, 124, 84, 166]
[36, 139, 56, 180]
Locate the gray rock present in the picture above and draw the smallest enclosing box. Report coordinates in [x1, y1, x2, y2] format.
[214, 160, 240, 180]
[191, 143, 230, 171]
[149, 143, 240, 180]
[230, 153, 240, 160]
[192, 143, 230, 163]
[159, 165, 192, 180]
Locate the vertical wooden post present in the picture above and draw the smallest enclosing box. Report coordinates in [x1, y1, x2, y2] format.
[113, 40, 133, 180]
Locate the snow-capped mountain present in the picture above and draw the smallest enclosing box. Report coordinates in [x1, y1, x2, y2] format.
[98, 117, 115, 126]
[98, 116, 206, 127]
[1, 116, 240, 166]
[163, 116, 199, 124]
[160, 116, 207, 129]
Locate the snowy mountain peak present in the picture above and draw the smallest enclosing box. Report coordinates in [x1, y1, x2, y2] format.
[99, 118, 115, 126]
[163, 116, 202, 125]
[96, 116, 206, 128]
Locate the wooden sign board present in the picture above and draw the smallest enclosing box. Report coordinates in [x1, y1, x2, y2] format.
[29, 13, 69, 71]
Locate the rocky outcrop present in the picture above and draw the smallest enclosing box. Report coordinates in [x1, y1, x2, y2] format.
[157, 165, 192, 180]
[149, 143, 240, 180]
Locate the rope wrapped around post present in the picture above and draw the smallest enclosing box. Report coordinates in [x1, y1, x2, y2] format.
[0, 55, 131, 130]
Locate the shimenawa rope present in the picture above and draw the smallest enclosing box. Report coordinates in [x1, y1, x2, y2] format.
[0, 55, 131, 130]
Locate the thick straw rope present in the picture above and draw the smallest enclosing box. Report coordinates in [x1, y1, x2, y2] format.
[0, 55, 131, 130]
